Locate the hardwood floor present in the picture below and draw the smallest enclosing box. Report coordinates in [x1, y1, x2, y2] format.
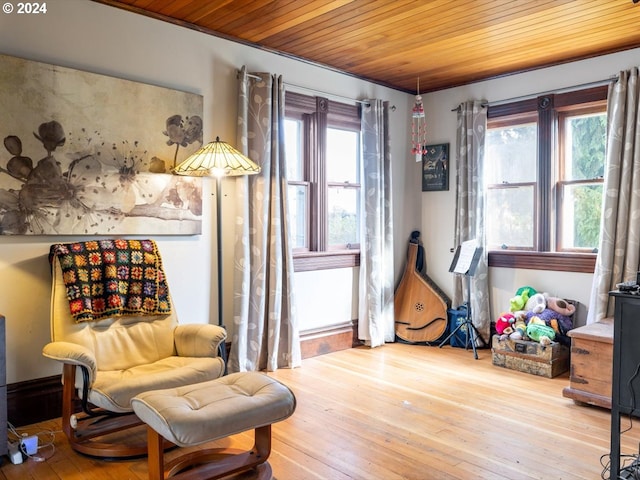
[0, 343, 634, 480]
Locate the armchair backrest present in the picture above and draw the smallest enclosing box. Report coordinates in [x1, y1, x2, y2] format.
[50, 256, 179, 372]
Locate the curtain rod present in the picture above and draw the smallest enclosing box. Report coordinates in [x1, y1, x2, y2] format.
[237, 70, 370, 106]
[450, 76, 618, 111]
[284, 82, 371, 106]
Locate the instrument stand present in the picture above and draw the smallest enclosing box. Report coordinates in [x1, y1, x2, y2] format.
[438, 241, 487, 359]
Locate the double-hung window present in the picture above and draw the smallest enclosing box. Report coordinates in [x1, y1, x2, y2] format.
[284, 92, 362, 271]
[484, 86, 607, 272]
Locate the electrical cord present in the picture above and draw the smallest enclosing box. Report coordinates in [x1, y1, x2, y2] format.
[621, 362, 640, 435]
[600, 453, 640, 479]
[605, 361, 640, 478]
[604, 362, 640, 479]
[622, 456, 640, 479]
[7, 421, 59, 462]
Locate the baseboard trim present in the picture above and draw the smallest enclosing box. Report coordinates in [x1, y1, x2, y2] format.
[9, 321, 362, 426]
[301, 320, 362, 359]
[8, 375, 62, 427]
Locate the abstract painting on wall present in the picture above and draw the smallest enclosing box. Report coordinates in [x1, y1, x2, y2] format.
[0, 53, 204, 235]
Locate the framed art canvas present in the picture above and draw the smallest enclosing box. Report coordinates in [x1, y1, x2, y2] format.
[422, 143, 449, 192]
[0, 54, 204, 235]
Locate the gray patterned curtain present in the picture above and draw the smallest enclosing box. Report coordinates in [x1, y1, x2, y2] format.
[229, 66, 301, 372]
[358, 99, 395, 347]
[588, 68, 640, 323]
[454, 100, 491, 342]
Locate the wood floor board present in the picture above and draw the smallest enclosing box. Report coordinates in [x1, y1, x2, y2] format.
[1, 343, 636, 479]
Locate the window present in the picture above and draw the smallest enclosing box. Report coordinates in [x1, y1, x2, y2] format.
[284, 92, 361, 271]
[485, 86, 607, 272]
[557, 108, 606, 250]
[486, 114, 538, 250]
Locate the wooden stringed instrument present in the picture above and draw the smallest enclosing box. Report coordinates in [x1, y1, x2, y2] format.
[395, 233, 451, 343]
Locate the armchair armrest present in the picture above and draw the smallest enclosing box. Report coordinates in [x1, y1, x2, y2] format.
[42, 341, 97, 384]
[174, 324, 227, 357]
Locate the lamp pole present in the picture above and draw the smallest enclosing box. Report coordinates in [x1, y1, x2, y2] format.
[215, 174, 227, 370]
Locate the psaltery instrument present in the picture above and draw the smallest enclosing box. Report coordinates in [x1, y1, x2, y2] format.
[394, 232, 451, 343]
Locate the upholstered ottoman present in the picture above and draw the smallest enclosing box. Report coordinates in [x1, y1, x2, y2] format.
[131, 372, 296, 480]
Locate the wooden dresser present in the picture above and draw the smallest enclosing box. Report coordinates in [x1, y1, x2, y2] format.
[562, 317, 613, 409]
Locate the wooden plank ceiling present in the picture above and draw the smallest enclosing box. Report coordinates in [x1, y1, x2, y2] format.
[95, 0, 640, 94]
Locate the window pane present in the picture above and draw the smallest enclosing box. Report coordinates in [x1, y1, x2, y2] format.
[288, 185, 308, 248]
[485, 123, 537, 184]
[328, 186, 360, 246]
[564, 113, 606, 181]
[284, 119, 303, 180]
[486, 186, 535, 248]
[327, 128, 359, 183]
[560, 183, 602, 250]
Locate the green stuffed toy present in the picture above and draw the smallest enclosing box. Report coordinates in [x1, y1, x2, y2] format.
[509, 286, 537, 313]
[526, 321, 556, 343]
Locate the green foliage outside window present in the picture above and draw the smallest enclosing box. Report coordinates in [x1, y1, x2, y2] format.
[569, 115, 606, 249]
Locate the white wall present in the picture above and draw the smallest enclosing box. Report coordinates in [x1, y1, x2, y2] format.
[422, 47, 640, 325]
[0, 0, 416, 384]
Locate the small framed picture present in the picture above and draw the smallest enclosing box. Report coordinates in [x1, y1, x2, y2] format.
[422, 143, 449, 192]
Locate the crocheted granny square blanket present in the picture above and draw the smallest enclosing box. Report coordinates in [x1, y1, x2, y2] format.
[49, 239, 172, 322]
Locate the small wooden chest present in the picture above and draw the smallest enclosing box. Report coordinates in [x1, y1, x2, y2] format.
[491, 335, 570, 378]
[561, 318, 613, 409]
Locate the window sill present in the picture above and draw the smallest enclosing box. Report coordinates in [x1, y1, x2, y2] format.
[488, 251, 596, 273]
[293, 250, 360, 272]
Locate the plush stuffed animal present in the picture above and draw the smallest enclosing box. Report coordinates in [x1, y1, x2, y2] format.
[510, 286, 536, 313]
[539, 335, 553, 347]
[495, 312, 515, 335]
[528, 315, 546, 326]
[547, 297, 576, 317]
[509, 316, 528, 341]
[526, 322, 556, 343]
[525, 292, 547, 314]
[516, 286, 537, 297]
[525, 308, 573, 335]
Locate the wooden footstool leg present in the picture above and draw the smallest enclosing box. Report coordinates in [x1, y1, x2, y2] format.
[147, 426, 165, 480]
[254, 424, 272, 461]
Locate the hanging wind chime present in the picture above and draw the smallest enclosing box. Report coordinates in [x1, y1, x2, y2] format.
[411, 78, 427, 160]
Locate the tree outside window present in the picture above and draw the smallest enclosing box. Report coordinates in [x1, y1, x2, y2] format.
[485, 86, 607, 272]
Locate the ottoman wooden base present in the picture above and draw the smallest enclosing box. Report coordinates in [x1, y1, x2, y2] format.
[146, 424, 272, 480]
[132, 372, 296, 480]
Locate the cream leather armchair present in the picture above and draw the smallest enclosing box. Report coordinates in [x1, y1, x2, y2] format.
[43, 243, 226, 458]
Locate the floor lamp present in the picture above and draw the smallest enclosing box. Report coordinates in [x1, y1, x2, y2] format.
[173, 137, 261, 369]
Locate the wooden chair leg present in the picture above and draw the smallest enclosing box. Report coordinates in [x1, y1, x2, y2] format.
[61, 364, 77, 441]
[60, 363, 162, 458]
